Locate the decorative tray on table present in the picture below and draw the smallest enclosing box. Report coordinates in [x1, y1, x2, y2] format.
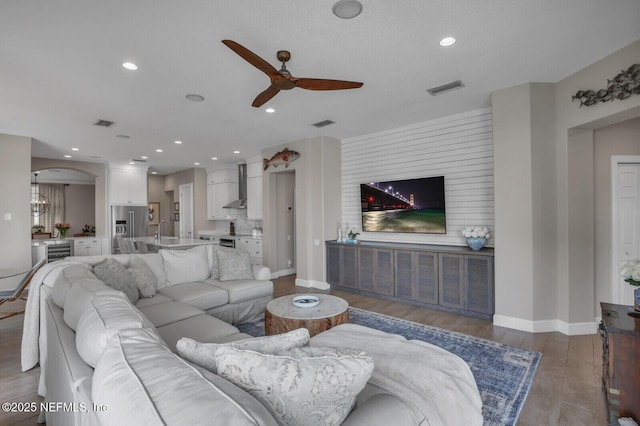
[292, 295, 320, 308]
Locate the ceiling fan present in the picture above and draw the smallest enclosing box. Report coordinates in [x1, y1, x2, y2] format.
[222, 40, 364, 107]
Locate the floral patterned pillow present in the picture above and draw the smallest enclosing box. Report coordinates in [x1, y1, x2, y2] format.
[176, 328, 310, 373]
[217, 247, 253, 281]
[215, 346, 374, 426]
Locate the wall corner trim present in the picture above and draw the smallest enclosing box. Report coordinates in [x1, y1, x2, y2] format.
[294, 278, 330, 290]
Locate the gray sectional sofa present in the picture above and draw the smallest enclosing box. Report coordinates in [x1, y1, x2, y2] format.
[28, 244, 483, 426]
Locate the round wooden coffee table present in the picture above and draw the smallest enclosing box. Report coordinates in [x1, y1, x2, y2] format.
[265, 294, 349, 337]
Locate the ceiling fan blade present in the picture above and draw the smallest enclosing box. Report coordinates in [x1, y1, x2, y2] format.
[294, 78, 363, 91]
[222, 40, 280, 79]
[252, 85, 281, 108]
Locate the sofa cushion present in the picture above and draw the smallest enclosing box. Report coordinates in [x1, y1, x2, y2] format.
[50, 263, 96, 308]
[161, 246, 210, 285]
[208, 279, 273, 304]
[134, 293, 173, 309]
[215, 346, 374, 426]
[205, 244, 220, 280]
[63, 278, 121, 330]
[137, 301, 204, 327]
[93, 258, 139, 304]
[176, 328, 310, 373]
[76, 292, 155, 367]
[157, 282, 228, 310]
[341, 393, 420, 426]
[134, 254, 167, 289]
[157, 314, 241, 353]
[128, 256, 158, 298]
[92, 328, 278, 426]
[217, 248, 253, 281]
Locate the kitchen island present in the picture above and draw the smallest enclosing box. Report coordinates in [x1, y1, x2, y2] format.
[133, 237, 219, 252]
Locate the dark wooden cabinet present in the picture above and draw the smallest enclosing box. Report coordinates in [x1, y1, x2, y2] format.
[599, 303, 640, 424]
[326, 241, 494, 319]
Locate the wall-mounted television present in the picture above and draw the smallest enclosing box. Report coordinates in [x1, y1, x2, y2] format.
[360, 176, 446, 234]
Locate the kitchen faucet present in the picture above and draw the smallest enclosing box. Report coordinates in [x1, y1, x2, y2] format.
[156, 220, 171, 241]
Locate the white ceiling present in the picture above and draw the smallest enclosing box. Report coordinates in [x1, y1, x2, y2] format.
[2, 1, 639, 175]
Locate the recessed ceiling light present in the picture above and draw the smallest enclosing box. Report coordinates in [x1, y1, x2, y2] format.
[71, 147, 79, 151]
[151, 171, 157, 175]
[186, 94, 205, 102]
[174, 140, 182, 144]
[332, 0, 362, 19]
[122, 62, 138, 71]
[141, 156, 148, 159]
[194, 162, 200, 166]
[116, 134, 130, 139]
[155, 149, 163, 153]
[439, 37, 456, 47]
[64, 155, 72, 158]
[233, 150, 240, 154]
[265, 107, 275, 113]
[129, 161, 135, 165]
[211, 157, 218, 160]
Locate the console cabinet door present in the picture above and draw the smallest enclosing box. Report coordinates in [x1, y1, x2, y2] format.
[395, 250, 438, 304]
[327, 244, 358, 289]
[359, 247, 394, 296]
[439, 253, 465, 309]
[465, 255, 494, 314]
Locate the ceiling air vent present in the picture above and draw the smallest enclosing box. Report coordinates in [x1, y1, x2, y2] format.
[427, 80, 465, 96]
[93, 119, 115, 127]
[312, 119, 335, 128]
[129, 158, 147, 163]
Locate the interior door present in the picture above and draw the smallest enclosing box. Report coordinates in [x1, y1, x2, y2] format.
[613, 162, 640, 304]
[179, 183, 193, 239]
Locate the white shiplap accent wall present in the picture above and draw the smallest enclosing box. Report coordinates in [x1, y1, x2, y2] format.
[341, 107, 494, 247]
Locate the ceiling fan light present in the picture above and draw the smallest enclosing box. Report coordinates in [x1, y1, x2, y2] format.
[332, 0, 362, 19]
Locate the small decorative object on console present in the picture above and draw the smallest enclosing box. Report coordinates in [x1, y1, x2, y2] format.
[462, 226, 490, 251]
[619, 259, 640, 312]
[292, 295, 320, 308]
[347, 229, 360, 243]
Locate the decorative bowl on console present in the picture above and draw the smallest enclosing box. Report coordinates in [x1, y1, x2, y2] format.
[462, 226, 490, 251]
[466, 237, 486, 251]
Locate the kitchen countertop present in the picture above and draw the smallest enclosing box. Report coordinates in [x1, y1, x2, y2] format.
[134, 236, 219, 248]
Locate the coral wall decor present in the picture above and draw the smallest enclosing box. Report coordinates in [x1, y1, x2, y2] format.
[572, 64, 640, 107]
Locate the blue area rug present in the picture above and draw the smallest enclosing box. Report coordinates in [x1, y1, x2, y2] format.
[238, 306, 540, 426]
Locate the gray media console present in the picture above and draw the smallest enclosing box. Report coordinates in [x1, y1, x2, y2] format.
[326, 240, 494, 319]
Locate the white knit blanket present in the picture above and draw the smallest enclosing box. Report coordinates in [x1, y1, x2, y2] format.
[310, 323, 483, 426]
[21, 260, 84, 372]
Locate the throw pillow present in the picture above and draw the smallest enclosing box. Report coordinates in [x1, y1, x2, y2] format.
[177, 328, 310, 374]
[215, 346, 374, 426]
[93, 258, 139, 304]
[217, 247, 253, 281]
[128, 256, 158, 298]
[160, 246, 210, 285]
[205, 244, 220, 280]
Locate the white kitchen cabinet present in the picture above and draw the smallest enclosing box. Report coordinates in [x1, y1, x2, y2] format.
[109, 169, 147, 205]
[206, 166, 238, 220]
[207, 181, 238, 220]
[73, 238, 103, 256]
[236, 237, 263, 264]
[246, 157, 263, 220]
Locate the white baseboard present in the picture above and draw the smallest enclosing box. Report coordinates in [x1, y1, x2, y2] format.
[493, 315, 598, 336]
[294, 278, 330, 290]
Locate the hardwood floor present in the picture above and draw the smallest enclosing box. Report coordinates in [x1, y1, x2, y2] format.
[0, 275, 608, 425]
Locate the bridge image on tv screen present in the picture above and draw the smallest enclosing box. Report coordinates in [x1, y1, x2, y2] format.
[360, 176, 446, 234]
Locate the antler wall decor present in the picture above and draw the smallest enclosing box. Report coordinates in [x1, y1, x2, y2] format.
[572, 64, 640, 107]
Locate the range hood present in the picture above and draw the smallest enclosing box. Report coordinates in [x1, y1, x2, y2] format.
[223, 163, 247, 209]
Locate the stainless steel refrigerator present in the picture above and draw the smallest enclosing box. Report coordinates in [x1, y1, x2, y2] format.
[111, 205, 149, 254]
